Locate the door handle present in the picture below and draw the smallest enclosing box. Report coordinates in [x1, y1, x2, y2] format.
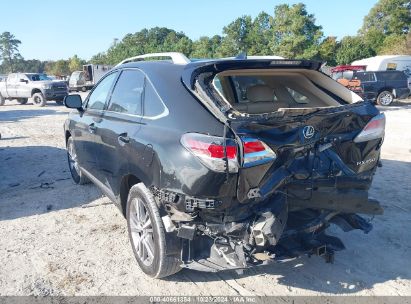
[118, 133, 130, 145]
[88, 123, 97, 133]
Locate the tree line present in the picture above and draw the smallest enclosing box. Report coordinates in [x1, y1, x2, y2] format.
[1, 0, 410, 75]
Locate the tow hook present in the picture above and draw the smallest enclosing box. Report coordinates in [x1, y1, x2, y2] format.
[313, 245, 335, 264]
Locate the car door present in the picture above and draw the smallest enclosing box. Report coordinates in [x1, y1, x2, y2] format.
[73, 71, 119, 179]
[15, 74, 31, 98]
[6, 74, 18, 97]
[94, 69, 145, 195]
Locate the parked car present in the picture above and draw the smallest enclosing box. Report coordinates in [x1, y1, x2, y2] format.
[352, 55, 411, 92]
[64, 52, 384, 278]
[333, 70, 410, 105]
[0, 73, 68, 107]
[68, 64, 112, 92]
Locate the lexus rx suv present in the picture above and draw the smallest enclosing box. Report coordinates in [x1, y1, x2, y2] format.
[64, 52, 384, 278]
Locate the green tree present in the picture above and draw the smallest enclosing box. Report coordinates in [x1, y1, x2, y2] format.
[336, 36, 375, 65]
[318, 36, 339, 66]
[378, 32, 411, 55]
[47, 60, 70, 76]
[270, 3, 323, 59]
[191, 35, 222, 58]
[360, 0, 411, 36]
[218, 16, 253, 57]
[0, 31, 22, 73]
[360, 0, 411, 53]
[68, 55, 83, 72]
[90, 52, 108, 64]
[247, 12, 272, 55]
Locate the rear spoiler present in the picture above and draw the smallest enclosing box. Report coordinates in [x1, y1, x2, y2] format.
[181, 59, 323, 90]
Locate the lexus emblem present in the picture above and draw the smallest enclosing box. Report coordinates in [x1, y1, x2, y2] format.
[303, 125, 315, 139]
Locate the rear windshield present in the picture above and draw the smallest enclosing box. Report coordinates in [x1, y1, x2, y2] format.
[213, 72, 339, 114]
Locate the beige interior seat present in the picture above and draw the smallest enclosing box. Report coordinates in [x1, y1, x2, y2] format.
[233, 84, 289, 114]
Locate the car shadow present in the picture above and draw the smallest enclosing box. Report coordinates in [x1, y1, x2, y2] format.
[0, 109, 68, 122]
[0, 146, 103, 221]
[165, 158, 411, 294]
[0, 108, 68, 122]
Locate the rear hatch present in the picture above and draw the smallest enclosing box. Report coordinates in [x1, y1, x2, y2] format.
[182, 59, 384, 215]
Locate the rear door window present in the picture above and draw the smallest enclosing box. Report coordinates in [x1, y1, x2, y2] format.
[86, 72, 118, 111]
[107, 70, 144, 115]
[354, 72, 375, 82]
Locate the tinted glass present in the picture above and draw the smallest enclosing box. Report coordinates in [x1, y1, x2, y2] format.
[354, 72, 374, 82]
[377, 71, 407, 81]
[86, 72, 118, 110]
[144, 80, 165, 117]
[108, 70, 144, 115]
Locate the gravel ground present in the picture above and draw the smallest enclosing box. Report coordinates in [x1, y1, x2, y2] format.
[0, 96, 410, 296]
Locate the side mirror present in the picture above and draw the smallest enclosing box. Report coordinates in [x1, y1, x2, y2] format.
[64, 94, 83, 110]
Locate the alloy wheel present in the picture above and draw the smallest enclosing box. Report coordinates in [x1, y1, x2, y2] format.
[129, 197, 155, 266]
[379, 92, 393, 106]
[67, 139, 80, 175]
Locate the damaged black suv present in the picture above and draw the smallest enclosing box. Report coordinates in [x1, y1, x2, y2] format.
[63, 52, 384, 278]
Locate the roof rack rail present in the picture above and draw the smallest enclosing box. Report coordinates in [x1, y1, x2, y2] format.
[116, 52, 190, 66]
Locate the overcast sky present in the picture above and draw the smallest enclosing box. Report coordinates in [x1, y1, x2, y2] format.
[0, 0, 378, 61]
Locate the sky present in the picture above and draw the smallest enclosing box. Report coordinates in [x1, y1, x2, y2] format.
[0, 0, 378, 61]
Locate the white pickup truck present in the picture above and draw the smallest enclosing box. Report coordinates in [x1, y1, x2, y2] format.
[0, 73, 68, 107]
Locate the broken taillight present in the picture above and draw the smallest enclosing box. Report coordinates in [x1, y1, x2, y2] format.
[354, 113, 385, 143]
[181, 133, 239, 172]
[242, 138, 277, 167]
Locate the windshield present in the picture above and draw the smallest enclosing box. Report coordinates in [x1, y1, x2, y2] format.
[26, 74, 52, 81]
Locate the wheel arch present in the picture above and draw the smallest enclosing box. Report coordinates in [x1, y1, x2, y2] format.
[65, 130, 71, 144]
[119, 174, 143, 217]
[31, 88, 42, 96]
[377, 87, 394, 95]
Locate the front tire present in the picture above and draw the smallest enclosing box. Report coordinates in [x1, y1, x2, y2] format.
[126, 183, 181, 278]
[32, 93, 47, 107]
[376, 90, 394, 106]
[0, 94, 5, 106]
[67, 137, 89, 185]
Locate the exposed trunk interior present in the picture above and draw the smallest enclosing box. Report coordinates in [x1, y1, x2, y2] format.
[212, 69, 363, 115]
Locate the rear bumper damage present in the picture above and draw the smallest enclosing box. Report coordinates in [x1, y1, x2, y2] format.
[156, 187, 381, 272]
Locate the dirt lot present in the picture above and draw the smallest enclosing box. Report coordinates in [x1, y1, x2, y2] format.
[0, 96, 410, 296]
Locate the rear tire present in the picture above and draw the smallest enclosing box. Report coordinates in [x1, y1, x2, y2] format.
[17, 98, 28, 105]
[66, 137, 89, 185]
[126, 183, 181, 278]
[376, 90, 394, 106]
[0, 94, 5, 106]
[32, 93, 47, 107]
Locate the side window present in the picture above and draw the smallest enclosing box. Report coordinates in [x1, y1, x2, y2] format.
[86, 72, 118, 111]
[355, 72, 374, 82]
[144, 80, 166, 117]
[107, 70, 144, 115]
